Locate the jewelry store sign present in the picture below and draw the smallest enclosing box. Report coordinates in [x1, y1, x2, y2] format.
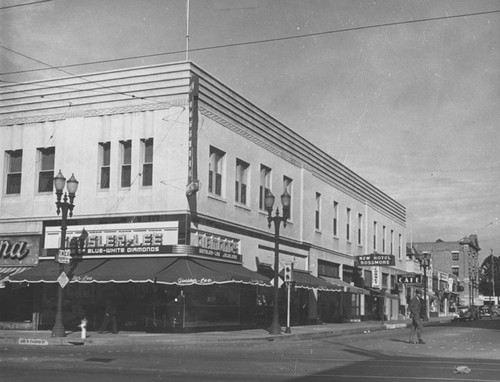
[44, 222, 179, 257]
[192, 231, 241, 262]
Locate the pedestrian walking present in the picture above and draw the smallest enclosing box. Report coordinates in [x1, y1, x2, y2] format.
[408, 289, 425, 344]
[99, 298, 118, 334]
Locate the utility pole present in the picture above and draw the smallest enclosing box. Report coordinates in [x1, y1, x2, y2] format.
[492, 249, 496, 301]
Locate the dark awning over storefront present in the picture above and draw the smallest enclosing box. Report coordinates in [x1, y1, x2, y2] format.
[9, 257, 270, 286]
[292, 270, 342, 292]
[321, 276, 369, 294]
[0, 266, 32, 282]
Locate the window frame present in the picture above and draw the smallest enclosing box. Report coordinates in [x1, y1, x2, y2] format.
[346, 207, 351, 241]
[99, 142, 111, 189]
[259, 164, 271, 210]
[6, 149, 22, 195]
[235, 158, 249, 205]
[120, 140, 132, 188]
[141, 138, 154, 187]
[208, 146, 225, 197]
[37, 147, 55, 193]
[315, 192, 321, 231]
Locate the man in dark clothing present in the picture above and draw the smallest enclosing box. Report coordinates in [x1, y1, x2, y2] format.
[99, 299, 118, 334]
[408, 289, 425, 344]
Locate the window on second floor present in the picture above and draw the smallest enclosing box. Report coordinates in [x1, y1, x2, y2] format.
[315, 192, 321, 230]
[120, 140, 132, 188]
[283, 176, 293, 218]
[452, 251, 459, 261]
[209, 146, 225, 197]
[373, 221, 378, 251]
[259, 164, 271, 210]
[390, 229, 394, 255]
[99, 142, 111, 189]
[141, 138, 153, 187]
[235, 158, 249, 205]
[6, 149, 22, 194]
[346, 208, 351, 241]
[38, 147, 55, 193]
[333, 201, 338, 237]
[382, 225, 386, 252]
[357, 213, 363, 245]
[452, 266, 459, 277]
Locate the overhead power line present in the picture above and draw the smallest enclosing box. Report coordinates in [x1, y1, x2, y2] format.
[1, 8, 499, 77]
[0, 0, 52, 10]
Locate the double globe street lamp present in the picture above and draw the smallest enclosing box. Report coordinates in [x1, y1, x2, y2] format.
[51, 170, 78, 338]
[264, 189, 291, 335]
[416, 251, 431, 321]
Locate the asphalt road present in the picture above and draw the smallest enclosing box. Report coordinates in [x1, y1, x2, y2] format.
[1, 318, 500, 381]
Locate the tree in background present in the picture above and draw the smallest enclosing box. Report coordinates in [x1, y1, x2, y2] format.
[479, 252, 500, 298]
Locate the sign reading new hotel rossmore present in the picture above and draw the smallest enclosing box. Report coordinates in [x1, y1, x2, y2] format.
[356, 253, 395, 267]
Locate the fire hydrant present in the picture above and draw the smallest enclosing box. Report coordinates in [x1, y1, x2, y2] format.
[78, 318, 88, 339]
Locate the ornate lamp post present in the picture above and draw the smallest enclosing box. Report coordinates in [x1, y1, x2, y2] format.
[416, 251, 431, 321]
[264, 189, 291, 335]
[52, 170, 78, 338]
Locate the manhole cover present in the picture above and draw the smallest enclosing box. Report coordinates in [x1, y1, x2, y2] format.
[85, 358, 114, 363]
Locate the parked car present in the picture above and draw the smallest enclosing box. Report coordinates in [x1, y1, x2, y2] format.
[480, 305, 492, 317]
[452, 305, 481, 321]
[492, 305, 500, 316]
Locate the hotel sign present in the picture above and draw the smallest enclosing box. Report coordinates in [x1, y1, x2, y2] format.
[356, 254, 395, 266]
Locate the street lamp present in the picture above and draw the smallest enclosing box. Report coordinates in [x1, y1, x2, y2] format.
[52, 170, 78, 337]
[416, 251, 431, 321]
[264, 189, 291, 335]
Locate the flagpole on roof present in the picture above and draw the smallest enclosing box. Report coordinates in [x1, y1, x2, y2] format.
[186, 0, 190, 61]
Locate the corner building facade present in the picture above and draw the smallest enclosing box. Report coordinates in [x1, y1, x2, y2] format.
[0, 62, 406, 331]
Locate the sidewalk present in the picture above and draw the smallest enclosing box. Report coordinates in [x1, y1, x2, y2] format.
[0, 316, 453, 347]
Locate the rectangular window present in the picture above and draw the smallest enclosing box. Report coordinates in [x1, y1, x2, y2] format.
[38, 147, 55, 192]
[6, 150, 22, 194]
[333, 201, 338, 236]
[390, 230, 394, 255]
[357, 213, 363, 245]
[235, 159, 249, 205]
[318, 260, 340, 278]
[120, 140, 132, 188]
[398, 234, 402, 259]
[259, 165, 271, 210]
[315, 193, 321, 230]
[346, 208, 351, 241]
[142, 138, 153, 186]
[99, 142, 111, 189]
[373, 221, 378, 251]
[283, 176, 293, 218]
[209, 146, 225, 197]
[452, 266, 459, 277]
[452, 251, 459, 261]
[382, 225, 386, 253]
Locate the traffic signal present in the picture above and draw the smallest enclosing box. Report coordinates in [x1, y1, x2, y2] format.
[284, 263, 293, 283]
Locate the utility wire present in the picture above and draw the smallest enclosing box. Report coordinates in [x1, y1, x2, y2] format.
[1, 8, 499, 77]
[0, 0, 51, 10]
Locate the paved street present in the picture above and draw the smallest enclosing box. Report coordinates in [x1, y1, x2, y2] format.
[1, 318, 500, 381]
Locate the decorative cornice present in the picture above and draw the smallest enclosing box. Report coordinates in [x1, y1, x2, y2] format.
[0, 100, 186, 126]
[200, 106, 304, 169]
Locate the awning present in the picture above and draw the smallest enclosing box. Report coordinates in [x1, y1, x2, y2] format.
[154, 258, 269, 286]
[9, 257, 269, 286]
[257, 264, 342, 291]
[292, 270, 342, 292]
[321, 276, 369, 294]
[0, 266, 33, 282]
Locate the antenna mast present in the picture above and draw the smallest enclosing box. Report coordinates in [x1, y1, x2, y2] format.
[185, 0, 190, 61]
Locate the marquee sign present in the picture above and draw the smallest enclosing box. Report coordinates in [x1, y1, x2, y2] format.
[397, 274, 423, 284]
[356, 253, 395, 267]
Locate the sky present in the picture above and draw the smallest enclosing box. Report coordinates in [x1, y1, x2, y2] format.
[1, 0, 499, 261]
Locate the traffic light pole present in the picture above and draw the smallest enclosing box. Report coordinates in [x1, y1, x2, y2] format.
[285, 281, 291, 333]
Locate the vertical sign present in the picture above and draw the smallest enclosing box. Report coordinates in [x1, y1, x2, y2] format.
[372, 266, 381, 288]
[188, 74, 199, 185]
